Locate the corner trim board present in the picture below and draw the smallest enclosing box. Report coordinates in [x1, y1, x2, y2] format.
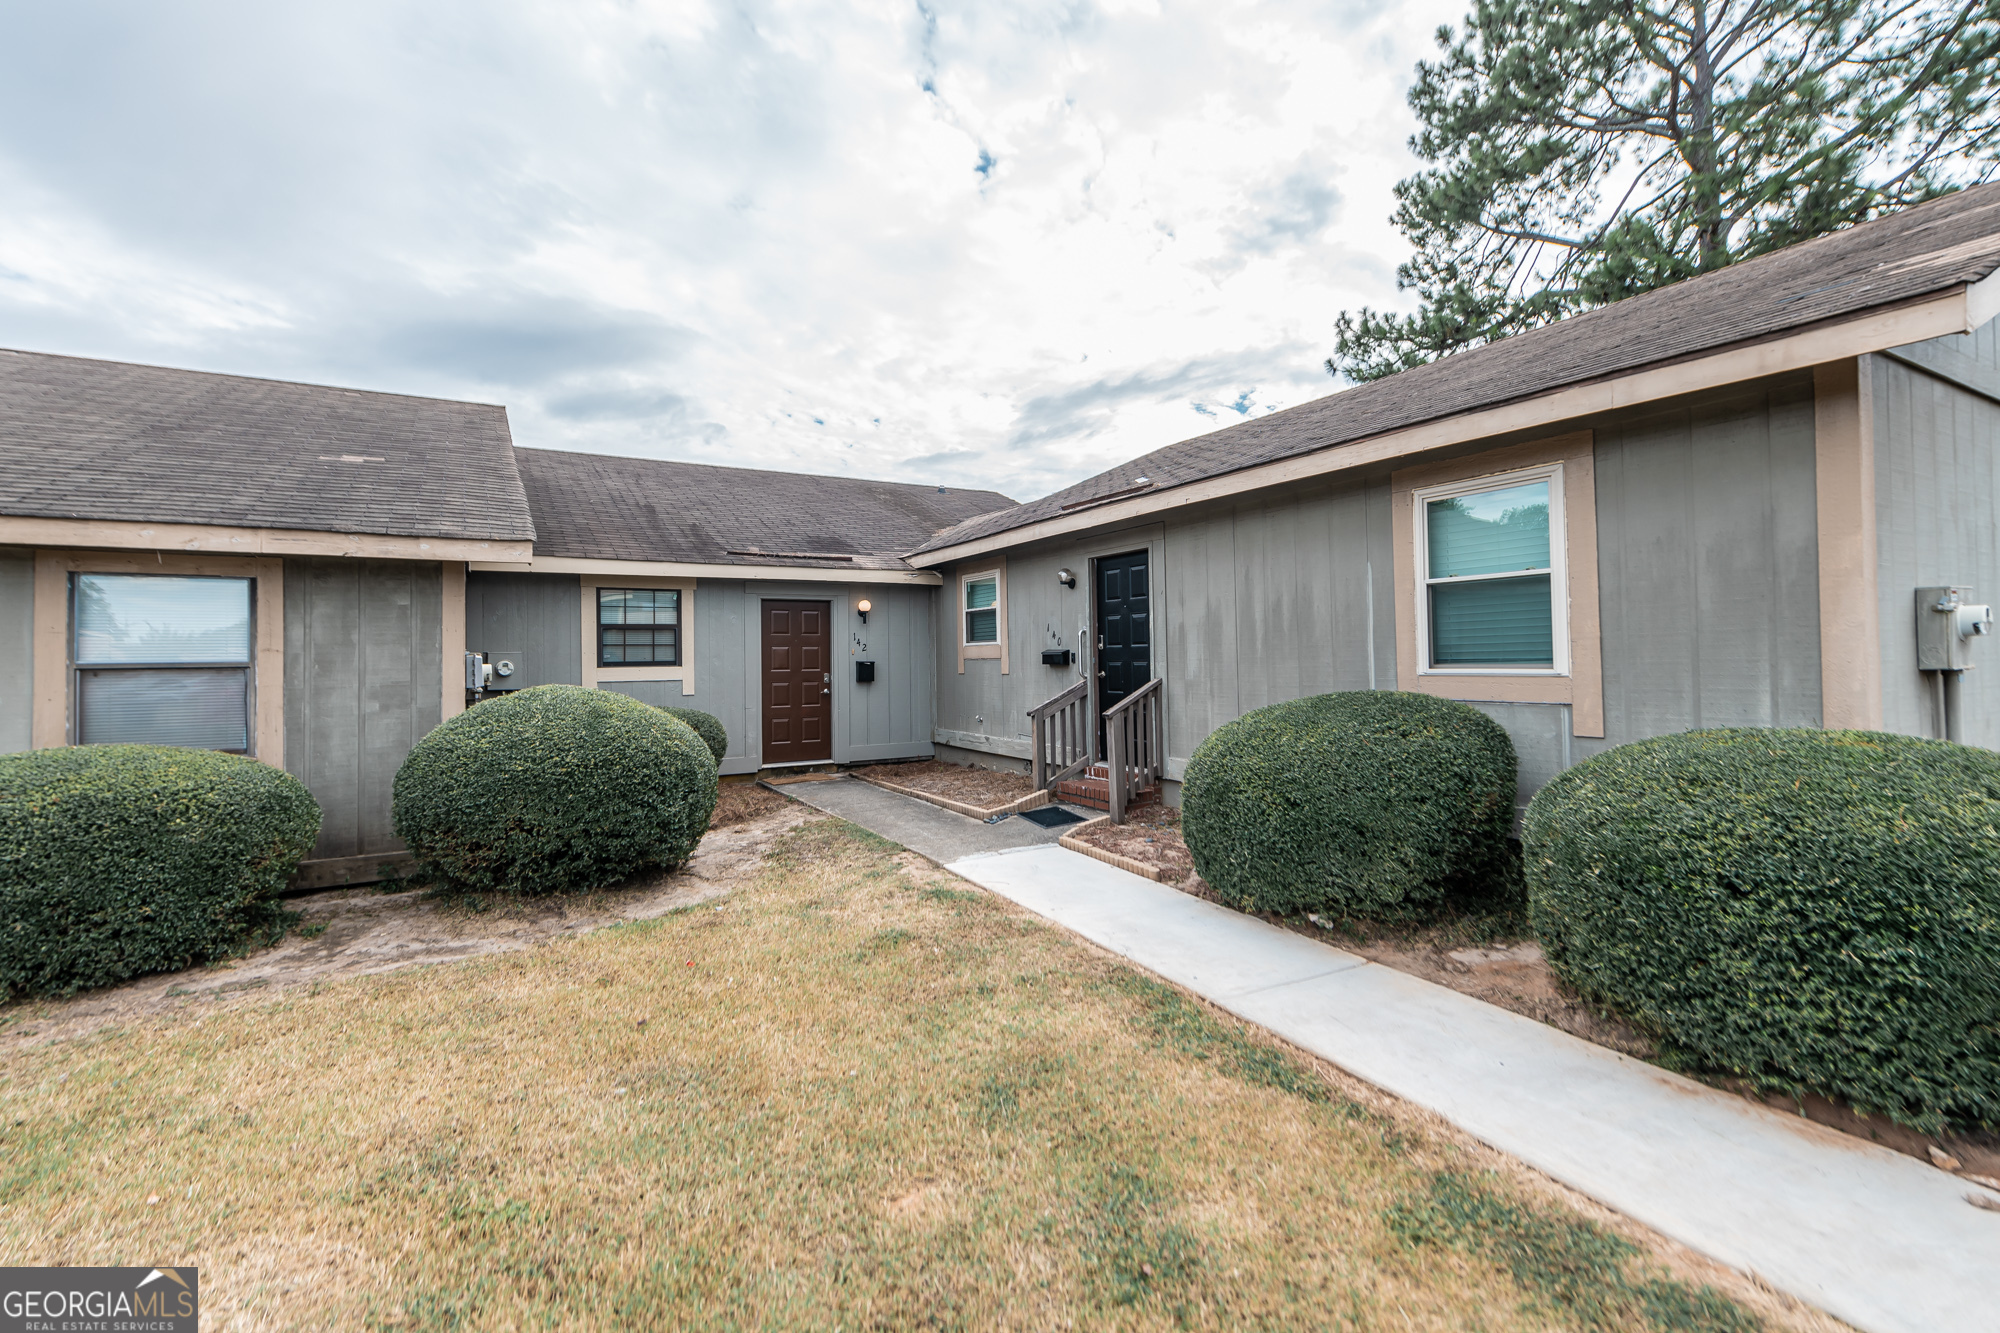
[1813, 358, 1882, 730]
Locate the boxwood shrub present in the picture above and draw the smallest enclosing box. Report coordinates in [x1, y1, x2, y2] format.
[0, 744, 321, 999]
[393, 684, 718, 895]
[662, 707, 727, 765]
[1181, 691, 1519, 918]
[1524, 728, 2000, 1133]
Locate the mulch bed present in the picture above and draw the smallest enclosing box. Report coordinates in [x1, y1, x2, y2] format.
[1065, 805, 1197, 884]
[712, 780, 791, 828]
[851, 760, 1035, 810]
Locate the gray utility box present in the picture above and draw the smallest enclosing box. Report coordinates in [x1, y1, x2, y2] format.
[1915, 587, 1993, 671]
[482, 648, 525, 690]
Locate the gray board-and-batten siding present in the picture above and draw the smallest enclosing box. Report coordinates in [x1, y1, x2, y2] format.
[1876, 323, 2000, 746]
[284, 557, 444, 861]
[0, 547, 32, 754]
[465, 571, 937, 775]
[934, 371, 1829, 811]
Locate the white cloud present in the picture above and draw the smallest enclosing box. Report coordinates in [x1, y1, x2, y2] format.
[0, 0, 1458, 500]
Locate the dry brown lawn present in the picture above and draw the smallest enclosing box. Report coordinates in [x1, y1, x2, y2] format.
[0, 819, 1832, 1332]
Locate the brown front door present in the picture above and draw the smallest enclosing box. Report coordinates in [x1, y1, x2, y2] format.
[763, 599, 833, 764]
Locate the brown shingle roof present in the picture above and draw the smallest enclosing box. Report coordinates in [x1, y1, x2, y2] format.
[917, 183, 2000, 555]
[514, 447, 1014, 569]
[0, 349, 533, 541]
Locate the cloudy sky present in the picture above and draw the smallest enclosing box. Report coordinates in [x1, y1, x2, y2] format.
[0, 0, 1460, 501]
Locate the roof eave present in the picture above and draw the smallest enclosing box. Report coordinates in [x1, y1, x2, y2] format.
[908, 279, 1991, 568]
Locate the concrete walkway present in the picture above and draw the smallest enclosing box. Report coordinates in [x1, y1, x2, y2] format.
[782, 776, 2000, 1331]
[930, 843, 2000, 1333]
[767, 774, 1092, 864]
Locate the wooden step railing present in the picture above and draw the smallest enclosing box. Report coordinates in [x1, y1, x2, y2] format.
[1104, 677, 1164, 824]
[1028, 677, 1093, 793]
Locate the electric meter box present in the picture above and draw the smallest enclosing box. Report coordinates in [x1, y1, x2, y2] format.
[1916, 587, 1993, 671]
[485, 649, 525, 690]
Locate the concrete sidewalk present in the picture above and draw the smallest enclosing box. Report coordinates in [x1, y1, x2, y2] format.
[767, 774, 1092, 865]
[935, 843, 1999, 1333]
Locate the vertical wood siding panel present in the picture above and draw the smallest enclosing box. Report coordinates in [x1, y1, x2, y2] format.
[1598, 407, 1701, 736]
[1689, 389, 1780, 725]
[1766, 380, 1824, 725]
[1874, 344, 2000, 745]
[463, 572, 582, 689]
[0, 549, 36, 753]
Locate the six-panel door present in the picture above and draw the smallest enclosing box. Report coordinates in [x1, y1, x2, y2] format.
[762, 599, 833, 764]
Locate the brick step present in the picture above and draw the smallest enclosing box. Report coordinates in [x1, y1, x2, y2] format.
[1052, 772, 1160, 813]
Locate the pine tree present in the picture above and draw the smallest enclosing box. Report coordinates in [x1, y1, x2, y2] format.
[1331, 0, 2000, 383]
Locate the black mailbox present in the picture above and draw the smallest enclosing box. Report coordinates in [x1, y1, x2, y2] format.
[855, 660, 876, 683]
[1041, 648, 1073, 667]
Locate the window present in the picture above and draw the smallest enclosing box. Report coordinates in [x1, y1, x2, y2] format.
[73, 573, 253, 751]
[1418, 468, 1564, 672]
[963, 571, 999, 645]
[598, 588, 679, 666]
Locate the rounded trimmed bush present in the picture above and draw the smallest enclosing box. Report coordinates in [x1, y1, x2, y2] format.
[393, 684, 718, 895]
[0, 744, 322, 999]
[1181, 691, 1518, 918]
[1523, 728, 2000, 1132]
[662, 707, 727, 765]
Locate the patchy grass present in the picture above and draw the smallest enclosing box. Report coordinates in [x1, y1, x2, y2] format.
[0, 819, 1776, 1331]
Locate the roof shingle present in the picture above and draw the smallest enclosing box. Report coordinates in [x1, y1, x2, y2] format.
[0, 350, 534, 541]
[515, 448, 1013, 569]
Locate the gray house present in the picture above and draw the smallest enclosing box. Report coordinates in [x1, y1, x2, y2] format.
[4, 183, 2000, 882]
[912, 184, 2000, 815]
[0, 355, 1007, 884]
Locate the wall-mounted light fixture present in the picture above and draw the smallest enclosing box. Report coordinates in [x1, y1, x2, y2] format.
[856, 598, 872, 624]
[1056, 568, 1076, 588]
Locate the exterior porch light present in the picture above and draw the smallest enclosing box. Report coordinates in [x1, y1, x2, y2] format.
[1056, 568, 1076, 588]
[856, 598, 871, 624]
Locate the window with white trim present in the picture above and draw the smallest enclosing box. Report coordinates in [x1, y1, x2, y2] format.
[1417, 466, 1566, 673]
[963, 571, 999, 645]
[73, 573, 254, 751]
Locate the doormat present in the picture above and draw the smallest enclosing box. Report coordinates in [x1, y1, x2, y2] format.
[1017, 806, 1087, 829]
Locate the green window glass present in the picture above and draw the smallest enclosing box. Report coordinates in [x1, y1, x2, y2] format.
[1424, 479, 1556, 667]
[598, 588, 679, 666]
[964, 574, 999, 644]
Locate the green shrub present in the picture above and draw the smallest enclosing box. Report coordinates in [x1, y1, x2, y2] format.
[1181, 691, 1518, 918]
[1523, 728, 2000, 1133]
[662, 707, 727, 765]
[393, 685, 718, 895]
[0, 745, 321, 999]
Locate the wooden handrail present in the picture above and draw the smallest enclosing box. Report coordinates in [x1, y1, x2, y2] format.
[1102, 675, 1161, 719]
[1027, 677, 1088, 721]
[1028, 677, 1093, 792]
[1105, 677, 1164, 824]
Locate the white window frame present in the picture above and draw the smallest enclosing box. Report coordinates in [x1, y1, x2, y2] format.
[1413, 462, 1569, 678]
[962, 569, 1002, 647]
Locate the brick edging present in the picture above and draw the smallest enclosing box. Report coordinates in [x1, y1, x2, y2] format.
[1057, 817, 1165, 881]
[853, 773, 1051, 821]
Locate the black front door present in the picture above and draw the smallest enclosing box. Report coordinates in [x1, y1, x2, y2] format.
[1095, 550, 1150, 748]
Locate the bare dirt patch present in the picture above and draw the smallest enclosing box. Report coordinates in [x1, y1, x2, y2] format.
[0, 795, 821, 1051]
[1067, 804, 1196, 884]
[852, 759, 1034, 809]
